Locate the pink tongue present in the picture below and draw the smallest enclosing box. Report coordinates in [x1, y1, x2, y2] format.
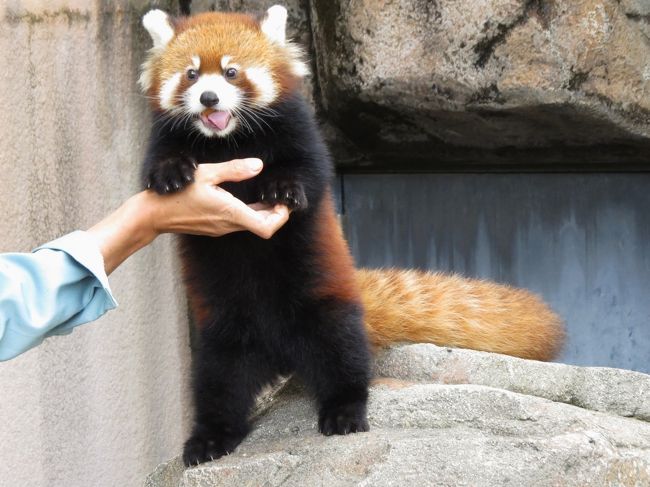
[207, 111, 231, 130]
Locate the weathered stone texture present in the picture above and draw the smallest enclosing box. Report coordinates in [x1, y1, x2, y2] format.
[145, 344, 650, 487]
[0, 2, 192, 487]
[310, 0, 650, 168]
[375, 344, 650, 421]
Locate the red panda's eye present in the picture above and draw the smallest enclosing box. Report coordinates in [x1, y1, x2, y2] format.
[225, 68, 238, 80]
[187, 69, 199, 81]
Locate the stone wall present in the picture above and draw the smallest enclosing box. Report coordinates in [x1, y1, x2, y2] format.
[0, 2, 193, 486]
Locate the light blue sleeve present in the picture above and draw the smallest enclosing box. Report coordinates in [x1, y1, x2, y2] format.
[0, 231, 118, 361]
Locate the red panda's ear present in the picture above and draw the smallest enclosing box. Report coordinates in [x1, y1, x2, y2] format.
[260, 5, 287, 46]
[142, 9, 176, 50]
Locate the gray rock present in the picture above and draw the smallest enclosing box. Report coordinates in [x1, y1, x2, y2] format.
[309, 0, 650, 168]
[375, 344, 650, 422]
[145, 344, 650, 486]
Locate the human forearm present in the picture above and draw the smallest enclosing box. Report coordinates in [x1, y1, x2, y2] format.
[86, 191, 157, 275]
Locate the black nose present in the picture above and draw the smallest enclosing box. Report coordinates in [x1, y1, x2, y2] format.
[200, 91, 219, 108]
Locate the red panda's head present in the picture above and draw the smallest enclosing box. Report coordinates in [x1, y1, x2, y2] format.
[139, 5, 308, 138]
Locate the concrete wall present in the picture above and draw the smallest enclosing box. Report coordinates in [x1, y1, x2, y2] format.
[0, 2, 193, 486]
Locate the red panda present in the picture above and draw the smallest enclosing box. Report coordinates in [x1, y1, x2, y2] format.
[139, 4, 564, 466]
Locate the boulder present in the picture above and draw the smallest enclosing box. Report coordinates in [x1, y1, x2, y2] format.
[145, 344, 650, 486]
[375, 344, 650, 422]
[309, 0, 650, 168]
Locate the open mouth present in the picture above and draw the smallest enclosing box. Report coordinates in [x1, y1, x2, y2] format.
[200, 109, 232, 132]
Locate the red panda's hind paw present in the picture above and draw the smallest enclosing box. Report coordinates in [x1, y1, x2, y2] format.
[182, 429, 246, 466]
[146, 155, 197, 195]
[259, 179, 308, 211]
[318, 400, 369, 436]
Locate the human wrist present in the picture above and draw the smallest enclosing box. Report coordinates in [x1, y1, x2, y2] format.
[86, 191, 159, 274]
[126, 190, 160, 244]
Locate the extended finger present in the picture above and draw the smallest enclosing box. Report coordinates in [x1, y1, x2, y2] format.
[228, 200, 289, 239]
[248, 202, 292, 213]
[253, 205, 290, 239]
[196, 159, 263, 184]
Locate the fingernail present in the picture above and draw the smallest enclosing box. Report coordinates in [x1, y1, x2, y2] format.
[245, 158, 263, 172]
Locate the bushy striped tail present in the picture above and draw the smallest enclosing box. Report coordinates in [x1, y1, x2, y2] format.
[356, 268, 564, 361]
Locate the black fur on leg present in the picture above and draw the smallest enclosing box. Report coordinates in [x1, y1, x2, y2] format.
[183, 345, 280, 466]
[295, 299, 371, 437]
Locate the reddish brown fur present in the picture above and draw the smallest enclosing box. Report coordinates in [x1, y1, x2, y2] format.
[145, 12, 301, 109]
[356, 268, 565, 361]
[311, 195, 362, 303]
[181, 243, 212, 328]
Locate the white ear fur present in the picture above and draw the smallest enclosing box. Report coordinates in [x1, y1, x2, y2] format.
[261, 5, 287, 46]
[142, 9, 175, 49]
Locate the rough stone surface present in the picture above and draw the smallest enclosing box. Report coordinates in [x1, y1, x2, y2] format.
[310, 0, 650, 168]
[375, 344, 650, 422]
[145, 344, 650, 487]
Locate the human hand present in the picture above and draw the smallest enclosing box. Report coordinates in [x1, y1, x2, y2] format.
[88, 158, 289, 275]
[149, 158, 290, 239]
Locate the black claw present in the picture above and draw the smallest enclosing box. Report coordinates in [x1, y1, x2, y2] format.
[182, 428, 247, 467]
[318, 400, 368, 437]
[144, 155, 198, 193]
[258, 179, 308, 210]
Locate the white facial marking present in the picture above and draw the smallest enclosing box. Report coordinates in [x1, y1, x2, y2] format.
[186, 74, 242, 137]
[246, 67, 277, 105]
[186, 74, 242, 113]
[261, 5, 287, 45]
[221, 56, 232, 70]
[142, 10, 175, 50]
[159, 72, 182, 110]
[191, 56, 201, 69]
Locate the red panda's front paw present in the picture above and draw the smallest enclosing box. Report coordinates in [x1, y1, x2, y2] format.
[259, 179, 308, 211]
[145, 156, 197, 194]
